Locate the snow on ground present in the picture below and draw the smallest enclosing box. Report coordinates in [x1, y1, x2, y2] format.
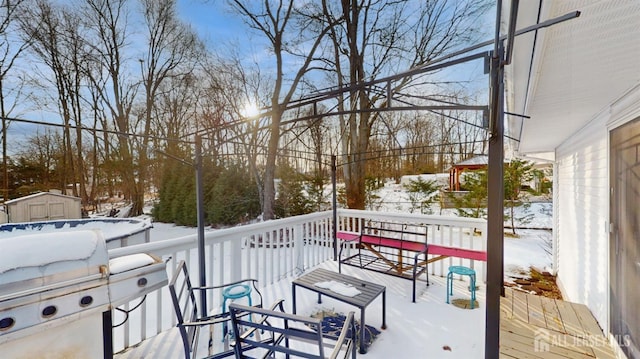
[145, 178, 553, 282]
[373, 179, 553, 278]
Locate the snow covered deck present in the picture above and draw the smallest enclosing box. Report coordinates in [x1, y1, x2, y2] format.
[114, 260, 617, 359]
[114, 260, 486, 358]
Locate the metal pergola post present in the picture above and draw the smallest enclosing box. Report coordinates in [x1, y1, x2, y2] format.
[485, 40, 505, 359]
[195, 135, 207, 317]
[156, 137, 208, 317]
[331, 155, 338, 261]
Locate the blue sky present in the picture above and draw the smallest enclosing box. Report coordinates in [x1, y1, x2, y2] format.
[177, 0, 251, 49]
[6, 1, 496, 154]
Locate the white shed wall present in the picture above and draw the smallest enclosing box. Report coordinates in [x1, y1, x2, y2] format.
[555, 111, 609, 328]
[7, 193, 81, 223]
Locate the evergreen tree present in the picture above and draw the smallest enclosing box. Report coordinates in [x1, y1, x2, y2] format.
[153, 161, 191, 223]
[274, 165, 314, 218]
[404, 177, 440, 214]
[450, 170, 488, 219]
[504, 159, 535, 234]
[207, 164, 260, 226]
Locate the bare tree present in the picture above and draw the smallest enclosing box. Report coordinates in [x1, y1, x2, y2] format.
[402, 112, 439, 173]
[83, 0, 139, 212]
[227, 0, 336, 220]
[134, 0, 202, 215]
[0, 0, 30, 202]
[322, 0, 490, 209]
[198, 52, 270, 208]
[21, 0, 91, 200]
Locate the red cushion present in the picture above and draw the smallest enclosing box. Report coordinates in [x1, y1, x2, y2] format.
[428, 244, 487, 261]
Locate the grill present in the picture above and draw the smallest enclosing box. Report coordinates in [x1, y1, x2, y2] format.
[0, 229, 167, 358]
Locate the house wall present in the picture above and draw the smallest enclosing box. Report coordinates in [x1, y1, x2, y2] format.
[555, 110, 609, 329]
[555, 83, 640, 338]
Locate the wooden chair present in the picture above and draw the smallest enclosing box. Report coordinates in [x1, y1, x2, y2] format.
[229, 301, 357, 359]
[168, 260, 265, 359]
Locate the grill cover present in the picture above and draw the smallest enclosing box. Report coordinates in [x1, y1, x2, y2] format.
[0, 230, 111, 340]
[0, 229, 167, 358]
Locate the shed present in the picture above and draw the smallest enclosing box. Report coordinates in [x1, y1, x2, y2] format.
[5, 192, 82, 223]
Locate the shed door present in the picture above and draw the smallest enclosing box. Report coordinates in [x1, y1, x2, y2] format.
[610, 117, 640, 358]
[27, 201, 65, 221]
[28, 203, 48, 221]
[48, 202, 65, 219]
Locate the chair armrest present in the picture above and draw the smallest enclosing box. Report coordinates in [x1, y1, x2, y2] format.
[193, 279, 265, 310]
[327, 311, 356, 359]
[182, 315, 229, 327]
[192, 278, 259, 291]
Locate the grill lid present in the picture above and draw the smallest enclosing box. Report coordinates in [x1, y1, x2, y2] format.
[0, 230, 109, 299]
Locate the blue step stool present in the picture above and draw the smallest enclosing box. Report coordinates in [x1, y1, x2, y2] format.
[446, 265, 477, 309]
[222, 284, 252, 340]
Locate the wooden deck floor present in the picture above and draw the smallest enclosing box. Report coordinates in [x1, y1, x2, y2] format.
[500, 288, 618, 358]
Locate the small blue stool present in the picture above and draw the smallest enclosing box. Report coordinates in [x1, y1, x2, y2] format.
[221, 284, 252, 340]
[446, 265, 477, 309]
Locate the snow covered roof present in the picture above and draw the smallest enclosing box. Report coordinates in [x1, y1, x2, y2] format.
[5, 192, 81, 204]
[453, 155, 488, 167]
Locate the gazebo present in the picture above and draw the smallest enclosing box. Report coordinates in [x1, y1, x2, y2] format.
[448, 155, 488, 191]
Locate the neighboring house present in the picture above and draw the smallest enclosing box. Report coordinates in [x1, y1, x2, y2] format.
[506, 1, 640, 358]
[5, 192, 82, 223]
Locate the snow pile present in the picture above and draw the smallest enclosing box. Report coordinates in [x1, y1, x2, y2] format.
[0, 230, 108, 285]
[109, 254, 156, 274]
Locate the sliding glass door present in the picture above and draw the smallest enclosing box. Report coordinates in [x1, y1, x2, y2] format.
[610, 117, 640, 358]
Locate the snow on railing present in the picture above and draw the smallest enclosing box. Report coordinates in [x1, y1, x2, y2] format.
[107, 209, 486, 354]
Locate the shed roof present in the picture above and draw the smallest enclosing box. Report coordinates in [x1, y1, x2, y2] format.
[5, 192, 81, 204]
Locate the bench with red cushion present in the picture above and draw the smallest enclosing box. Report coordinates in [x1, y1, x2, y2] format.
[337, 224, 429, 302]
[337, 223, 487, 302]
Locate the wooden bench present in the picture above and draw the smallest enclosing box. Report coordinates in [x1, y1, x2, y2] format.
[229, 301, 357, 359]
[337, 222, 487, 302]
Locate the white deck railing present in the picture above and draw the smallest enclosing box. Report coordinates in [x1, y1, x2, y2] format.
[108, 209, 486, 354]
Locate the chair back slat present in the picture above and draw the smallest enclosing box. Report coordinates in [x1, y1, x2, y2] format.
[169, 260, 200, 358]
[229, 302, 355, 359]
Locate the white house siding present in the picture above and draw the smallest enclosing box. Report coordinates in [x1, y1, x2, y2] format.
[555, 111, 609, 329]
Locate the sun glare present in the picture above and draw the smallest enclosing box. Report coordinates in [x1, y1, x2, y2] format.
[242, 103, 259, 118]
